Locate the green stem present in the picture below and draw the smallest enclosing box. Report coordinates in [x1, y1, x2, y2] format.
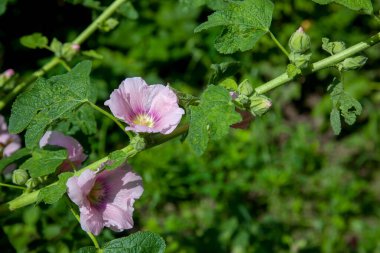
[65, 197, 101, 250]
[0, 182, 26, 190]
[268, 31, 290, 57]
[0, 0, 127, 111]
[255, 31, 380, 94]
[87, 101, 133, 139]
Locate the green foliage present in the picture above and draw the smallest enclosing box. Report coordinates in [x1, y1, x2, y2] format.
[0, 0, 8, 16]
[38, 172, 74, 204]
[0, 148, 30, 172]
[328, 78, 362, 134]
[194, 0, 274, 54]
[9, 61, 94, 149]
[20, 33, 48, 49]
[118, 2, 139, 20]
[322, 38, 346, 55]
[103, 232, 166, 253]
[311, 0, 373, 14]
[188, 85, 241, 155]
[209, 61, 240, 84]
[20, 149, 67, 178]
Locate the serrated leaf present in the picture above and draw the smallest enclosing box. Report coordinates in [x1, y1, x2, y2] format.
[38, 172, 73, 204]
[195, 0, 274, 54]
[330, 107, 342, 135]
[9, 61, 93, 149]
[20, 149, 67, 178]
[328, 78, 362, 134]
[0, 148, 30, 173]
[188, 85, 241, 155]
[311, 0, 373, 14]
[103, 231, 166, 253]
[76, 246, 97, 253]
[210, 61, 240, 84]
[104, 150, 130, 170]
[20, 33, 48, 49]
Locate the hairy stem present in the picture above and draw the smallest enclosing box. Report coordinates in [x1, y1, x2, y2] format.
[268, 31, 290, 57]
[0, 182, 26, 190]
[255, 31, 380, 94]
[0, 0, 127, 111]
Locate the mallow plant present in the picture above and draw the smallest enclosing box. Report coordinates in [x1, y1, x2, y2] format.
[0, 0, 379, 252]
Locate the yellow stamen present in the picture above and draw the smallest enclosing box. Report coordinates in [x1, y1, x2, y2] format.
[133, 114, 154, 128]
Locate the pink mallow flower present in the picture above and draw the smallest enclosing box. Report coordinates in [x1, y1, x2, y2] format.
[40, 131, 87, 172]
[0, 115, 21, 158]
[104, 77, 185, 134]
[66, 164, 143, 235]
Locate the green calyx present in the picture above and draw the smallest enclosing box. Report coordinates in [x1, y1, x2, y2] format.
[12, 169, 29, 185]
[250, 95, 272, 116]
[288, 27, 311, 53]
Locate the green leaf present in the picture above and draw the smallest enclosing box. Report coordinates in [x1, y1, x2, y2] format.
[20, 33, 48, 49]
[104, 149, 130, 170]
[188, 85, 241, 155]
[82, 50, 104, 60]
[286, 63, 302, 78]
[9, 61, 93, 149]
[38, 172, 74, 204]
[118, 2, 138, 20]
[330, 107, 342, 135]
[311, 0, 373, 14]
[20, 149, 67, 178]
[49, 38, 63, 57]
[76, 247, 97, 253]
[0, 0, 9, 16]
[210, 61, 241, 84]
[194, 0, 274, 54]
[103, 231, 166, 253]
[327, 79, 362, 134]
[0, 148, 30, 173]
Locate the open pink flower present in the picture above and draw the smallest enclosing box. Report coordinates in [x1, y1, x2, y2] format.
[0, 115, 21, 158]
[40, 131, 87, 172]
[66, 164, 143, 235]
[104, 77, 185, 134]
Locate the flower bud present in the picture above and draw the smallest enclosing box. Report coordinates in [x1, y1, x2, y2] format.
[3, 69, 15, 78]
[322, 38, 346, 55]
[130, 135, 146, 152]
[250, 95, 272, 116]
[12, 169, 29, 185]
[288, 27, 311, 53]
[237, 80, 254, 97]
[25, 178, 39, 189]
[337, 56, 367, 71]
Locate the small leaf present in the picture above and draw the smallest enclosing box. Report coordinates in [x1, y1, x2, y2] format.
[103, 231, 166, 253]
[311, 0, 373, 15]
[195, 0, 274, 54]
[286, 63, 301, 78]
[49, 38, 63, 57]
[38, 172, 74, 204]
[82, 50, 104, 60]
[188, 85, 241, 155]
[20, 149, 67, 178]
[0, 0, 9, 16]
[20, 33, 48, 49]
[330, 107, 342, 135]
[0, 148, 30, 173]
[99, 18, 119, 32]
[104, 150, 130, 170]
[210, 61, 240, 84]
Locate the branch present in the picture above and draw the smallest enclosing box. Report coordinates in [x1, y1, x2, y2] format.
[0, 0, 127, 111]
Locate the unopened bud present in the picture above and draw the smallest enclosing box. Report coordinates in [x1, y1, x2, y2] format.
[289, 27, 311, 53]
[25, 178, 39, 189]
[130, 135, 146, 152]
[250, 95, 272, 116]
[71, 43, 80, 52]
[337, 56, 367, 71]
[12, 169, 29, 185]
[3, 69, 15, 78]
[237, 80, 254, 97]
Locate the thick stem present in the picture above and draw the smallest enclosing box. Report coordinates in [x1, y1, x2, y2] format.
[0, 0, 127, 111]
[255, 31, 380, 94]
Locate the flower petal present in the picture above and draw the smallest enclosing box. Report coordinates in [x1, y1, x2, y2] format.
[103, 204, 134, 232]
[80, 206, 104, 236]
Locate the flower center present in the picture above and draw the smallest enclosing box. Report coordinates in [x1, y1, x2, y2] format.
[87, 181, 107, 207]
[133, 114, 155, 128]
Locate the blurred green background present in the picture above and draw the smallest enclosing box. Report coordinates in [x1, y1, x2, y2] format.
[1, 0, 380, 252]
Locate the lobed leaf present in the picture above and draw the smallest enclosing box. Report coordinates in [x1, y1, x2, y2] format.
[38, 172, 74, 204]
[188, 85, 241, 155]
[20, 149, 67, 178]
[312, 0, 373, 14]
[20, 33, 48, 49]
[0, 148, 30, 173]
[9, 61, 93, 149]
[194, 0, 274, 54]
